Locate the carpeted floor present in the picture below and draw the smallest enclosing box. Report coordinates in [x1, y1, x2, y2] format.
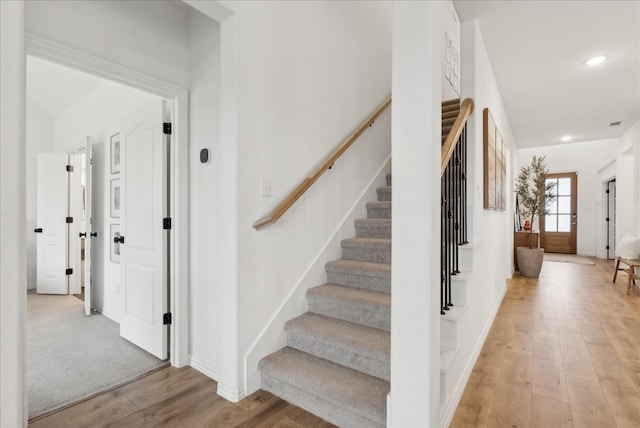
[543, 252, 596, 265]
[27, 292, 167, 419]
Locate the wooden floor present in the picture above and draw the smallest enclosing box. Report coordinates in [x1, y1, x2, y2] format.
[29, 366, 335, 428]
[451, 258, 640, 428]
[30, 258, 640, 428]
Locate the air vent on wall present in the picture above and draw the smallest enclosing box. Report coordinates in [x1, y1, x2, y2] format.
[609, 121, 622, 127]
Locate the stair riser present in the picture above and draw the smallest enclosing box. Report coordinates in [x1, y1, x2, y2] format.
[307, 298, 390, 332]
[261, 374, 385, 428]
[367, 206, 391, 219]
[326, 271, 390, 294]
[440, 318, 459, 349]
[376, 188, 391, 202]
[356, 224, 391, 239]
[286, 332, 390, 381]
[341, 246, 391, 264]
[451, 279, 469, 306]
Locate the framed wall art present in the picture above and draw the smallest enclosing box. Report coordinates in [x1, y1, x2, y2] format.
[110, 178, 121, 218]
[483, 108, 507, 211]
[110, 132, 121, 174]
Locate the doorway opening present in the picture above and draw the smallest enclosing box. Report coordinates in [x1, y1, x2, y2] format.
[540, 172, 578, 254]
[26, 55, 174, 419]
[606, 179, 617, 259]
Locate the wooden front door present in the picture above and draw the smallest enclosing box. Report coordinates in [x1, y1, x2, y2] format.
[541, 172, 577, 254]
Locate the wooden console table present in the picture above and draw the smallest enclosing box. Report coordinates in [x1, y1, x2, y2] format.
[514, 231, 540, 270]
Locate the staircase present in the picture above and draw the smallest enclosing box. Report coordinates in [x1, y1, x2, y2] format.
[258, 173, 392, 428]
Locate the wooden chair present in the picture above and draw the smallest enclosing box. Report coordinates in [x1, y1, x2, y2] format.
[612, 257, 640, 295]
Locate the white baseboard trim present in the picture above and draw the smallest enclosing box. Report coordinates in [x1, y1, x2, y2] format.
[217, 381, 246, 403]
[440, 281, 507, 427]
[190, 354, 246, 403]
[189, 354, 220, 382]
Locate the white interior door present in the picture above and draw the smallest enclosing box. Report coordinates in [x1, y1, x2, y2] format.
[68, 153, 83, 295]
[36, 153, 69, 294]
[120, 99, 168, 359]
[84, 137, 94, 316]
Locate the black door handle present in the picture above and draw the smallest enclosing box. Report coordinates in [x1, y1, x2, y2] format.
[90, 232, 98, 238]
[79, 232, 86, 238]
[34, 228, 43, 233]
[114, 236, 125, 244]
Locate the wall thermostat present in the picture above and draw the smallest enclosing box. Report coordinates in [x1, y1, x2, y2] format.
[200, 148, 210, 164]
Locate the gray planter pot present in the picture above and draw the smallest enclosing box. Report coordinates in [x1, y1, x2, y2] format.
[516, 247, 544, 278]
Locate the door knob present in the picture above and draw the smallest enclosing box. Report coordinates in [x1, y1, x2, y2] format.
[114, 236, 125, 244]
[90, 232, 98, 238]
[79, 232, 86, 238]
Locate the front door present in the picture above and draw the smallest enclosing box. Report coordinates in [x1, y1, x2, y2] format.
[36, 153, 69, 294]
[541, 172, 577, 254]
[119, 99, 169, 359]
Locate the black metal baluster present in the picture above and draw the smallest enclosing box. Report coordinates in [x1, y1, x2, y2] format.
[461, 125, 468, 244]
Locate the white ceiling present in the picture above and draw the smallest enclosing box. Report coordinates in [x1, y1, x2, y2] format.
[26, 56, 103, 118]
[454, 0, 640, 148]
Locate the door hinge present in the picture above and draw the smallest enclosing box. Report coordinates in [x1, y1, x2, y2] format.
[66, 165, 74, 172]
[606, 217, 610, 222]
[163, 218, 172, 230]
[163, 123, 172, 135]
[163, 312, 172, 325]
[66, 217, 74, 224]
[606, 245, 610, 250]
[65, 268, 73, 275]
[606, 189, 610, 194]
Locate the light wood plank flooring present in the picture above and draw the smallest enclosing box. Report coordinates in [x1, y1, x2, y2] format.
[451, 258, 640, 428]
[29, 366, 336, 428]
[31, 258, 640, 428]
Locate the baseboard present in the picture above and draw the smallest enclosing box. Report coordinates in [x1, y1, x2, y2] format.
[190, 355, 246, 402]
[217, 381, 246, 403]
[242, 156, 391, 397]
[189, 354, 220, 382]
[440, 279, 507, 427]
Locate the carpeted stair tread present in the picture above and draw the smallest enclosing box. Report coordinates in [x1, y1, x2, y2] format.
[259, 347, 388, 427]
[286, 313, 390, 380]
[326, 259, 391, 278]
[341, 238, 391, 264]
[355, 218, 391, 239]
[376, 186, 391, 201]
[366, 201, 391, 219]
[325, 259, 391, 293]
[307, 284, 391, 331]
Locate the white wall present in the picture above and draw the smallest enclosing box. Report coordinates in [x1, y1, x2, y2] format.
[517, 138, 618, 256]
[187, 9, 223, 378]
[442, 1, 461, 101]
[0, 1, 27, 425]
[213, 0, 393, 398]
[53, 81, 159, 321]
[25, 0, 190, 88]
[619, 120, 639, 237]
[25, 100, 54, 288]
[390, 2, 443, 426]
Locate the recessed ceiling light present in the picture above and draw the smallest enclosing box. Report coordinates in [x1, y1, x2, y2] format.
[584, 55, 607, 66]
[561, 135, 572, 142]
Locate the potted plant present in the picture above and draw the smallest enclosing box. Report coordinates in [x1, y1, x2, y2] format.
[514, 156, 556, 277]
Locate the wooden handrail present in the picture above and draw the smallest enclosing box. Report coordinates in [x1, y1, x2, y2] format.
[253, 96, 392, 230]
[441, 98, 474, 176]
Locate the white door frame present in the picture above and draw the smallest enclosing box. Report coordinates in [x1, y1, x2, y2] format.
[25, 33, 189, 367]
